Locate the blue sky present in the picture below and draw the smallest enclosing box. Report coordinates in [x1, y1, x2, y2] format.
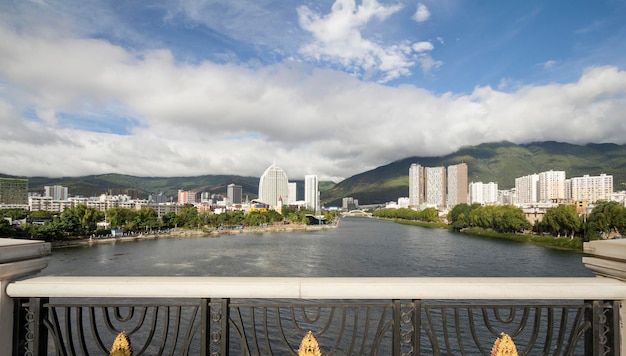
[1, 0, 626, 180]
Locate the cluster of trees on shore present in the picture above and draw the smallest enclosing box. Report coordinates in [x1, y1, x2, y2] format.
[0, 205, 338, 241]
[374, 201, 626, 242]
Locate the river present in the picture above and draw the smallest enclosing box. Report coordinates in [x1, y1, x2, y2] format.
[40, 217, 593, 277]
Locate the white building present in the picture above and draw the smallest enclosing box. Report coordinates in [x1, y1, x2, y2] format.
[44, 185, 68, 200]
[515, 174, 539, 205]
[567, 174, 613, 203]
[304, 175, 319, 213]
[288, 182, 297, 205]
[408, 163, 424, 207]
[425, 166, 446, 207]
[258, 164, 290, 209]
[538, 170, 566, 202]
[469, 182, 499, 205]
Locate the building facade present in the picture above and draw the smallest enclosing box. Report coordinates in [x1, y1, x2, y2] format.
[44, 185, 69, 200]
[567, 174, 613, 203]
[408, 163, 424, 208]
[304, 175, 319, 213]
[177, 189, 197, 205]
[258, 164, 290, 209]
[446, 163, 468, 208]
[515, 174, 539, 205]
[538, 170, 566, 202]
[0, 178, 28, 205]
[425, 166, 446, 208]
[227, 184, 243, 204]
[469, 182, 499, 205]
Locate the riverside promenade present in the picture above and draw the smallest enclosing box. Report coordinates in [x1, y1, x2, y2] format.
[50, 222, 338, 249]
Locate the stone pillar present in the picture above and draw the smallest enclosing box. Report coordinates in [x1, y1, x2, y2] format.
[0, 239, 51, 356]
[583, 239, 626, 355]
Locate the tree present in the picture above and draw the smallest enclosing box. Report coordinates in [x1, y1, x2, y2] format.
[587, 201, 626, 239]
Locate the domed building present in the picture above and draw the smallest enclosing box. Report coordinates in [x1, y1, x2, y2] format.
[258, 164, 290, 209]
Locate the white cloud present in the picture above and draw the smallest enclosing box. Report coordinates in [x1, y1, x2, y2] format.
[412, 3, 430, 23]
[1, 18, 626, 181]
[297, 0, 431, 83]
[541, 60, 558, 70]
[412, 41, 434, 52]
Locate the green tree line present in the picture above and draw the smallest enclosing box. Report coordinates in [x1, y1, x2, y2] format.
[448, 201, 626, 241]
[1, 205, 338, 242]
[372, 207, 440, 222]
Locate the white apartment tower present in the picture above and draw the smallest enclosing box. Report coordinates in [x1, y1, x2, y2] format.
[515, 174, 539, 204]
[304, 175, 320, 213]
[425, 166, 446, 208]
[567, 174, 613, 203]
[258, 164, 290, 208]
[447, 163, 468, 208]
[538, 170, 566, 202]
[288, 182, 297, 205]
[469, 182, 499, 205]
[408, 163, 424, 207]
[44, 185, 68, 200]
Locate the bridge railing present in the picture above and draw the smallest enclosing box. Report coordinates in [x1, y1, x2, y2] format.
[2, 239, 626, 355]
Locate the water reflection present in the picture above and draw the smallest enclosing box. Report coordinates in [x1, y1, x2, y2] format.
[41, 217, 592, 277]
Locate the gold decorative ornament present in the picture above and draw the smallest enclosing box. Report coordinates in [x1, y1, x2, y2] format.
[298, 331, 322, 356]
[491, 332, 518, 356]
[110, 331, 133, 356]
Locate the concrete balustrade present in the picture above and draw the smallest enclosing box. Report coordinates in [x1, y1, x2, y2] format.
[0, 239, 51, 356]
[2, 237, 626, 355]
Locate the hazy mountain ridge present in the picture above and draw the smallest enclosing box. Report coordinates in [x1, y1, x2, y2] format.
[3, 141, 626, 206]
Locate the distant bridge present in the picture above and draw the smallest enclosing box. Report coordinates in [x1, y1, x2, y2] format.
[341, 210, 372, 217]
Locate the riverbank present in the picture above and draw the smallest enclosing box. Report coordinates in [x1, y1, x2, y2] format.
[393, 219, 584, 251]
[51, 222, 338, 249]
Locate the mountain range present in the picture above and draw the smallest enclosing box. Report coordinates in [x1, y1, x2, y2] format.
[3, 141, 625, 206]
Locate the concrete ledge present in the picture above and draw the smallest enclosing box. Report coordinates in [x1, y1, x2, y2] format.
[584, 239, 626, 281]
[7, 276, 626, 300]
[0, 238, 51, 264]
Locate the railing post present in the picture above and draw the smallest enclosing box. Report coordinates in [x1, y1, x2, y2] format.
[583, 239, 626, 355]
[392, 299, 401, 356]
[206, 298, 230, 356]
[14, 297, 49, 356]
[0, 239, 50, 356]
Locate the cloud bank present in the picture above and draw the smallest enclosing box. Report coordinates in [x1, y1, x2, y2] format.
[1, 1, 625, 182]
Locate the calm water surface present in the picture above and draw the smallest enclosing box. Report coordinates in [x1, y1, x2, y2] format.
[41, 217, 592, 278]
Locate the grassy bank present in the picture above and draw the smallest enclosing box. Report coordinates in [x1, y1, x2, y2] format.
[393, 219, 584, 251]
[460, 228, 584, 251]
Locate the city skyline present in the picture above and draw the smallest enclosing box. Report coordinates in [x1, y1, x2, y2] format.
[1, 1, 625, 181]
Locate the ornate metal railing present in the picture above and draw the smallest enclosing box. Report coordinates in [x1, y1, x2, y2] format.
[7, 277, 626, 355]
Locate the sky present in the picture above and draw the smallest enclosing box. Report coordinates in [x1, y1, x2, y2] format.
[1, 0, 626, 182]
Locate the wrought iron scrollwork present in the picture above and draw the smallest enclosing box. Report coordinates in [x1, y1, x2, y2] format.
[13, 297, 620, 355]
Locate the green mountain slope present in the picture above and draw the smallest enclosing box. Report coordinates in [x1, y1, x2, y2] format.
[3, 141, 625, 206]
[22, 174, 260, 201]
[320, 141, 626, 206]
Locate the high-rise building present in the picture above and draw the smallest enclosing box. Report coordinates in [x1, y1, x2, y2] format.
[447, 163, 468, 208]
[177, 189, 197, 205]
[538, 170, 566, 202]
[227, 184, 243, 204]
[425, 166, 446, 208]
[515, 174, 539, 204]
[288, 182, 297, 204]
[567, 174, 613, 203]
[0, 178, 28, 204]
[258, 164, 290, 208]
[44, 185, 69, 200]
[304, 174, 319, 213]
[408, 163, 424, 207]
[469, 182, 499, 205]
